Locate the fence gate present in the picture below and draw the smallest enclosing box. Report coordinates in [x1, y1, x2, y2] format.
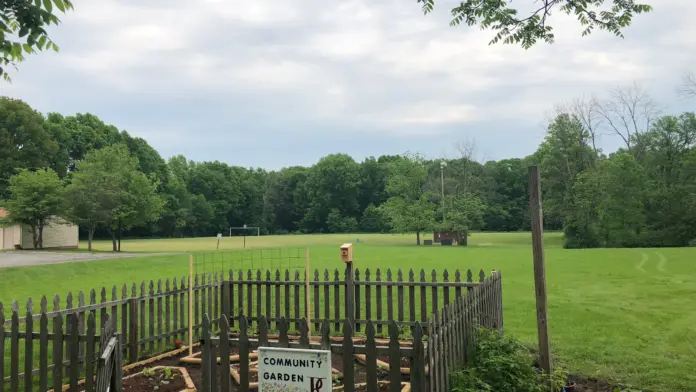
[95, 315, 123, 392]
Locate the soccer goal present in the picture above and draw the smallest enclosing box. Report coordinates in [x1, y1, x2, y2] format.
[229, 224, 260, 237]
[229, 224, 260, 248]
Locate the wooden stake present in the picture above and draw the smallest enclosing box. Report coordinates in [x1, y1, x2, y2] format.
[305, 248, 312, 335]
[528, 166, 551, 375]
[188, 255, 194, 357]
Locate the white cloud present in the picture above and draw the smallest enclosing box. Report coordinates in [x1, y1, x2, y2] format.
[3, 0, 696, 166]
[388, 103, 479, 125]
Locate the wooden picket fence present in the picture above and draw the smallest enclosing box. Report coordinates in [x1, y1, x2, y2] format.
[1, 273, 221, 389]
[2, 267, 498, 391]
[0, 310, 118, 392]
[223, 267, 485, 334]
[199, 315, 427, 392]
[426, 271, 502, 392]
[199, 271, 503, 392]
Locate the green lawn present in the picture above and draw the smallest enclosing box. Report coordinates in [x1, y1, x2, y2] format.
[1, 232, 695, 391]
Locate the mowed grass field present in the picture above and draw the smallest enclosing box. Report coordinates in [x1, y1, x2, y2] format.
[1, 232, 695, 391]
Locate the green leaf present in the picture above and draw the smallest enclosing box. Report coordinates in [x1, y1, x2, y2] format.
[41, 10, 52, 23]
[11, 42, 22, 56]
[37, 35, 47, 50]
[53, 0, 66, 12]
[18, 27, 29, 37]
[22, 44, 34, 53]
[43, 0, 53, 13]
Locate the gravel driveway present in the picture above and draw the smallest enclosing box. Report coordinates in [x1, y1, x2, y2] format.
[0, 251, 152, 268]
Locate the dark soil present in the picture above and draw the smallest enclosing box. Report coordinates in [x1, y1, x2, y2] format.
[354, 383, 392, 392]
[123, 368, 187, 392]
[568, 375, 616, 392]
[332, 353, 370, 384]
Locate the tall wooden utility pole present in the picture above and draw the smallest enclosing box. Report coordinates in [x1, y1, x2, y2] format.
[528, 166, 551, 375]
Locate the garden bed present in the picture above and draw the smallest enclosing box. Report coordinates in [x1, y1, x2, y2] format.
[122, 366, 195, 392]
[118, 344, 412, 392]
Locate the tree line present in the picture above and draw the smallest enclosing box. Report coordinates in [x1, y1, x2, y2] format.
[533, 83, 696, 248]
[1, 81, 695, 249]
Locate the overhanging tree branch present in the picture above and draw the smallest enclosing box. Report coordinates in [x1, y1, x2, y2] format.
[418, 0, 652, 49]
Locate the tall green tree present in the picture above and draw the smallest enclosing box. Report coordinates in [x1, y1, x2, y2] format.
[536, 113, 598, 234]
[188, 161, 244, 232]
[122, 132, 169, 187]
[482, 159, 528, 231]
[639, 113, 696, 246]
[45, 113, 125, 172]
[358, 157, 388, 212]
[381, 196, 435, 245]
[63, 145, 163, 251]
[567, 152, 650, 248]
[439, 193, 486, 234]
[1, 0, 73, 81]
[189, 194, 215, 237]
[0, 97, 59, 198]
[158, 175, 192, 237]
[106, 147, 164, 251]
[381, 155, 435, 245]
[301, 154, 361, 232]
[326, 208, 358, 233]
[418, 0, 652, 49]
[5, 168, 64, 249]
[360, 204, 390, 233]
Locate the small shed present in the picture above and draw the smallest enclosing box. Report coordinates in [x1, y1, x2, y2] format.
[433, 230, 467, 246]
[0, 209, 79, 250]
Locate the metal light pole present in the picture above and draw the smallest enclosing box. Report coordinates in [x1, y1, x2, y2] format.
[440, 160, 447, 222]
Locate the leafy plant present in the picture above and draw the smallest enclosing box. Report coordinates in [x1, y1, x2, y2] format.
[398, 325, 411, 338]
[141, 367, 155, 377]
[162, 367, 173, 380]
[450, 328, 565, 392]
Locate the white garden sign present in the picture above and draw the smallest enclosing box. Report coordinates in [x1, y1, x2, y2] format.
[258, 347, 332, 392]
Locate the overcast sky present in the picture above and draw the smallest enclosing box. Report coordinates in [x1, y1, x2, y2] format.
[2, 0, 695, 168]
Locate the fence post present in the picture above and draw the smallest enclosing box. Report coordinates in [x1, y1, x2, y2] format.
[221, 281, 230, 320]
[491, 270, 502, 331]
[528, 165, 552, 376]
[201, 315, 211, 392]
[112, 333, 123, 392]
[411, 322, 425, 392]
[342, 244, 355, 329]
[128, 298, 138, 363]
[498, 271, 504, 331]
